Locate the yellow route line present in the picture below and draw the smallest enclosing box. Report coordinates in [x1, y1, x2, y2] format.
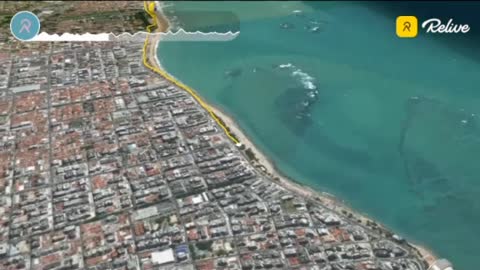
[142, 1, 240, 145]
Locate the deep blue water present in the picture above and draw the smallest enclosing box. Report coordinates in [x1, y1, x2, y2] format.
[158, 2, 480, 269]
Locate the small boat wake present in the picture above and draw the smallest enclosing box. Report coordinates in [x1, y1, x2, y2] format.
[224, 67, 243, 78]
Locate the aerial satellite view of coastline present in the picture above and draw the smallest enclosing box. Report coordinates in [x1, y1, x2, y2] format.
[0, 1, 478, 270]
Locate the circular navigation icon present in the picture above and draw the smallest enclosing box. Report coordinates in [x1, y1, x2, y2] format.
[10, 11, 41, 41]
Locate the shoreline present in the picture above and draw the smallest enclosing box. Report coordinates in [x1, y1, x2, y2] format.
[146, 1, 169, 71]
[210, 103, 438, 267]
[145, 1, 438, 267]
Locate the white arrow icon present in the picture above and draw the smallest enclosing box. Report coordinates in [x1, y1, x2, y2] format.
[19, 18, 32, 33]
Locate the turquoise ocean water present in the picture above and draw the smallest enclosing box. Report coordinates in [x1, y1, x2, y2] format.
[158, 2, 480, 269]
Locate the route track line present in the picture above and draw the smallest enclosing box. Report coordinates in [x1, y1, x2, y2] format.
[142, 1, 240, 144]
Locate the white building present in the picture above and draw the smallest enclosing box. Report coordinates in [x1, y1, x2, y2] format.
[429, 259, 454, 270]
[151, 248, 175, 265]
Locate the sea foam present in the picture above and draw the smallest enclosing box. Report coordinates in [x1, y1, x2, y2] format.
[278, 63, 318, 91]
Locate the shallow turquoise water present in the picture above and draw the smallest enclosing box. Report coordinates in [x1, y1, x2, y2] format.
[159, 2, 480, 269]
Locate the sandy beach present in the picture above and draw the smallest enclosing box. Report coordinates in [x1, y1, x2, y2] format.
[144, 1, 438, 267]
[209, 105, 441, 266]
[144, 1, 169, 71]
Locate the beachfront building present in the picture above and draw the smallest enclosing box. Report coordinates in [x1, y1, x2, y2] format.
[428, 259, 454, 270]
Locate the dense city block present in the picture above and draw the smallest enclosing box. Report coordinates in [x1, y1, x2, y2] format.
[0, 39, 428, 270]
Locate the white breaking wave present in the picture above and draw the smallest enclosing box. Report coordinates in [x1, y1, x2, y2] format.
[278, 63, 293, 69]
[278, 63, 317, 90]
[292, 69, 316, 90]
[28, 29, 240, 42]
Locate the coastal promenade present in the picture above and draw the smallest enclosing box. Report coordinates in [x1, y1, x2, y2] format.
[142, 1, 441, 269]
[142, 1, 241, 146]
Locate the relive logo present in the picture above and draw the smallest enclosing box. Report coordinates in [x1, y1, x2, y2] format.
[422, 18, 470, 33]
[396, 16, 470, 38]
[396, 16, 418, 38]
